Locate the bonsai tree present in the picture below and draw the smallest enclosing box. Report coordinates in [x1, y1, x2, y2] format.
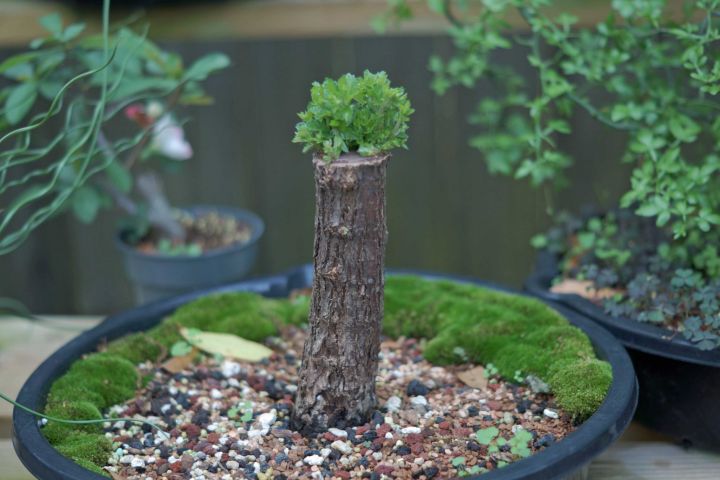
[0, 2, 229, 257]
[379, 0, 720, 350]
[290, 70, 413, 433]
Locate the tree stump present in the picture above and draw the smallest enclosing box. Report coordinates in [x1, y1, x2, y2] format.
[291, 152, 388, 435]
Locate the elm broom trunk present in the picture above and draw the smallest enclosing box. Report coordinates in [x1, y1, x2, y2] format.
[291, 152, 389, 435]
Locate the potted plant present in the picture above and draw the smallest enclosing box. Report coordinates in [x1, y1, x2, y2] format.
[0, 5, 263, 305]
[12, 71, 636, 480]
[382, 0, 720, 449]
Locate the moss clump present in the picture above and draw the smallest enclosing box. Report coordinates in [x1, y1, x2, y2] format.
[42, 400, 103, 444]
[104, 332, 164, 364]
[45, 274, 611, 474]
[158, 292, 282, 347]
[548, 358, 613, 420]
[387, 276, 611, 420]
[54, 432, 112, 469]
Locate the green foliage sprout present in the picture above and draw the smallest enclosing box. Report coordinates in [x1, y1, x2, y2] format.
[379, 0, 720, 242]
[293, 70, 414, 161]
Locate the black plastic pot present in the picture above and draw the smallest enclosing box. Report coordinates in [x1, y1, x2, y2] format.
[116, 205, 264, 304]
[526, 250, 720, 451]
[13, 266, 637, 480]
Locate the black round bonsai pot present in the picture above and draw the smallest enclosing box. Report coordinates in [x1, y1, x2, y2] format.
[526, 249, 720, 451]
[116, 205, 264, 304]
[13, 266, 637, 480]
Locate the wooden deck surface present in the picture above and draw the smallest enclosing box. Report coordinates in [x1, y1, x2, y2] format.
[1, 316, 718, 479]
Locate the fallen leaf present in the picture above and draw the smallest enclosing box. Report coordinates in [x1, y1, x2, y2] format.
[180, 328, 273, 362]
[161, 351, 196, 374]
[457, 366, 488, 390]
[550, 279, 621, 301]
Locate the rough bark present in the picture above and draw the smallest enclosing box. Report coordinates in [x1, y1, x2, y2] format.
[291, 152, 389, 435]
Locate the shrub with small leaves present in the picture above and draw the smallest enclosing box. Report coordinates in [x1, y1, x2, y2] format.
[545, 211, 720, 350]
[292, 70, 414, 161]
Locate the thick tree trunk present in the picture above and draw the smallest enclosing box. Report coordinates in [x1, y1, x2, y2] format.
[291, 152, 389, 435]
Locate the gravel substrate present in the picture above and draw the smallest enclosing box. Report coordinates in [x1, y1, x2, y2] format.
[103, 326, 574, 479]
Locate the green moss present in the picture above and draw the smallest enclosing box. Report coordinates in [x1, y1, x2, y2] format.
[42, 401, 103, 444]
[160, 292, 281, 345]
[55, 432, 112, 467]
[74, 458, 109, 477]
[549, 358, 613, 420]
[104, 332, 164, 364]
[385, 275, 611, 420]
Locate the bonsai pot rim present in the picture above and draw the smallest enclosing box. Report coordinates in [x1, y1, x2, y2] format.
[525, 249, 720, 368]
[13, 265, 637, 480]
[114, 205, 265, 263]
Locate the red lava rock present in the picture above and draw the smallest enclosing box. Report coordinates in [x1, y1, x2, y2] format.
[453, 427, 472, 437]
[438, 421, 451, 430]
[169, 428, 181, 438]
[372, 439, 384, 450]
[220, 453, 229, 462]
[356, 425, 370, 435]
[169, 461, 184, 473]
[206, 432, 220, 443]
[184, 424, 201, 438]
[486, 401, 502, 410]
[375, 465, 395, 475]
[377, 424, 392, 437]
[335, 470, 351, 479]
[405, 433, 424, 444]
[322, 432, 337, 441]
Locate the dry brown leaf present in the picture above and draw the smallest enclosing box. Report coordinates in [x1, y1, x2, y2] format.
[550, 279, 621, 301]
[161, 351, 196, 374]
[457, 366, 488, 390]
[180, 328, 273, 361]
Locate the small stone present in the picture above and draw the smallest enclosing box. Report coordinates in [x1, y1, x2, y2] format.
[130, 457, 145, 468]
[221, 361, 242, 378]
[258, 410, 277, 429]
[331, 440, 352, 455]
[210, 389, 223, 400]
[424, 466, 440, 478]
[409, 396, 427, 408]
[385, 396, 402, 412]
[406, 380, 430, 396]
[226, 460, 240, 470]
[543, 408, 559, 419]
[401, 427, 421, 435]
[328, 428, 348, 438]
[303, 455, 324, 466]
[120, 455, 133, 465]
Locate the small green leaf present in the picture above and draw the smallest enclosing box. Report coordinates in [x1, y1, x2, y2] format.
[106, 161, 133, 193]
[70, 185, 101, 223]
[170, 341, 193, 357]
[5, 82, 38, 125]
[451, 456, 466, 467]
[39, 13, 63, 37]
[61, 22, 86, 42]
[183, 53, 231, 81]
[476, 426, 499, 445]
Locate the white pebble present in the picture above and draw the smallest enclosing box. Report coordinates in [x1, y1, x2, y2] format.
[331, 440, 352, 454]
[303, 454, 324, 466]
[221, 361, 242, 378]
[410, 396, 427, 407]
[119, 455, 133, 465]
[328, 427, 348, 438]
[384, 432, 393, 439]
[210, 389, 223, 399]
[401, 426, 421, 434]
[320, 448, 332, 457]
[385, 396, 402, 412]
[130, 458, 145, 468]
[258, 409, 277, 428]
[543, 408, 559, 419]
[372, 451, 383, 461]
[226, 460, 240, 470]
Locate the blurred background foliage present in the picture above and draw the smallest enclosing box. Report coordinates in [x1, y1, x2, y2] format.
[0, 0, 647, 313]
